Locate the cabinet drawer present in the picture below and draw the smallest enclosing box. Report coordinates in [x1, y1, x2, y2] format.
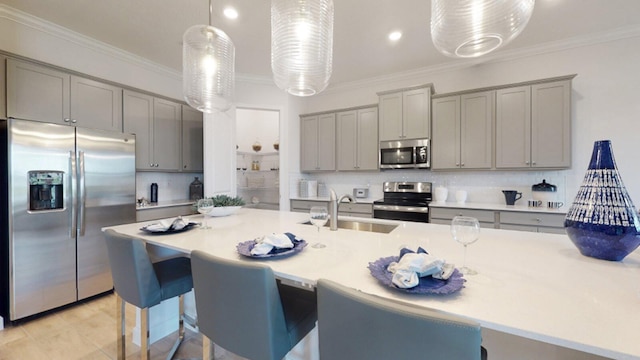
[338, 203, 372, 215]
[290, 200, 329, 212]
[500, 211, 565, 228]
[430, 207, 495, 223]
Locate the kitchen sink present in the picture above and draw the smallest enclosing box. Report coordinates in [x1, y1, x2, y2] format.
[301, 219, 397, 234]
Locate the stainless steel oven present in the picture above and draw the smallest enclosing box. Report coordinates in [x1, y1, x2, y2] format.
[373, 181, 432, 223]
[379, 139, 430, 169]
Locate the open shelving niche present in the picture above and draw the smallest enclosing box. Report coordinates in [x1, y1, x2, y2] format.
[236, 151, 280, 210]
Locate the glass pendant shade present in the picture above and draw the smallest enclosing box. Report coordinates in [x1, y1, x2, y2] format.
[271, 0, 334, 97]
[183, 24, 235, 113]
[431, 0, 535, 58]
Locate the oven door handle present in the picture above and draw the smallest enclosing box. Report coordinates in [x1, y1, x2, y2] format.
[373, 204, 429, 213]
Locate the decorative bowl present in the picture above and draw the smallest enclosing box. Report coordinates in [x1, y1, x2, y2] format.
[207, 206, 242, 217]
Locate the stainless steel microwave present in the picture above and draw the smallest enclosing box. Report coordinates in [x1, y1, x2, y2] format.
[379, 139, 430, 169]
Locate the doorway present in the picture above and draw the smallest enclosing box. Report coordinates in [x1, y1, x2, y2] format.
[235, 108, 280, 210]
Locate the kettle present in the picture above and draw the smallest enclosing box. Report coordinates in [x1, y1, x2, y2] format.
[532, 179, 557, 204]
[502, 190, 522, 205]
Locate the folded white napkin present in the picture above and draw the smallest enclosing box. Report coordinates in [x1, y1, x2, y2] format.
[388, 253, 452, 289]
[145, 217, 187, 232]
[250, 233, 294, 256]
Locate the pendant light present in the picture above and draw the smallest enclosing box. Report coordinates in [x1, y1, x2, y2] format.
[431, 0, 535, 58]
[183, 0, 235, 113]
[271, 0, 334, 97]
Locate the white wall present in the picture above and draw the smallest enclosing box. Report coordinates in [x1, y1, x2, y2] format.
[299, 34, 640, 206]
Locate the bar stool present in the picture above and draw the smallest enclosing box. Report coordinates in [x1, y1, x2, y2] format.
[190, 250, 318, 360]
[317, 279, 488, 360]
[103, 229, 193, 360]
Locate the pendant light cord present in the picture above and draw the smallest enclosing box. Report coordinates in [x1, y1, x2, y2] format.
[209, 0, 212, 26]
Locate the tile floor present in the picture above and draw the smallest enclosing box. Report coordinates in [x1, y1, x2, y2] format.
[0, 292, 203, 360]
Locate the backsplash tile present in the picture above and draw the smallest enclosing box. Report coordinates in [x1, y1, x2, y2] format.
[136, 172, 204, 202]
[292, 170, 568, 205]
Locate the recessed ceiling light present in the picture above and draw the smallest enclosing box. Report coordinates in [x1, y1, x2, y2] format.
[224, 7, 238, 19]
[388, 31, 402, 41]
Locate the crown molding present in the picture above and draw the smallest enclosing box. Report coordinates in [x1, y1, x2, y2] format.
[0, 4, 182, 80]
[324, 24, 640, 95]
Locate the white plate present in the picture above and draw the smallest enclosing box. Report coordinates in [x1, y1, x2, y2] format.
[206, 206, 242, 217]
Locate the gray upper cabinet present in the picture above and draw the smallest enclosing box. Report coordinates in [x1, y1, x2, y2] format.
[301, 113, 336, 172]
[0, 56, 6, 118]
[123, 90, 181, 171]
[432, 91, 493, 170]
[496, 79, 571, 169]
[152, 98, 181, 171]
[336, 106, 379, 171]
[7, 59, 122, 131]
[531, 80, 571, 168]
[181, 105, 204, 172]
[123, 90, 153, 170]
[378, 86, 431, 141]
[70, 76, 122, 132]
[7, 59, 69, 124]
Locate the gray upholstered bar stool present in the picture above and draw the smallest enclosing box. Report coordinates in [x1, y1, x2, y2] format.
[103, 229, 193, 360]
[317, 279, 488, 360]
[191, 250, 318, 360]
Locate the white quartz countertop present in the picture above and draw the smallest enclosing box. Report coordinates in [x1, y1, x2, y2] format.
[290, 196, 375, 204]
[137, 199, 194, 210]
[106, 209, 640, 359]
[429, 201, 568, 214]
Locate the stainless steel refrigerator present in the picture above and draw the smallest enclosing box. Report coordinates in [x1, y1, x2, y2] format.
[0, 118, 136, 321]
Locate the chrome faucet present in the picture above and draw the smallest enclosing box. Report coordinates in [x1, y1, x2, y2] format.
[329, 188, 356, 231]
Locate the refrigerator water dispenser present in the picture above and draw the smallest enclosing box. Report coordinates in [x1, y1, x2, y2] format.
[28, 170, 63, 211]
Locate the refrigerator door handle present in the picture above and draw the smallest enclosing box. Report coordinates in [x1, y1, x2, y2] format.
[70, 150, 77, 237]
[78, 150, 86, 236]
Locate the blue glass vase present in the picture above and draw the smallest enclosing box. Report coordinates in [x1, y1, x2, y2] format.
[564, 140, 640, 261]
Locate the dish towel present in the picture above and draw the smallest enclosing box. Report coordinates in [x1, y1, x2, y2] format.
[250, 233, 295, 256]
[387, 247, 455, 288]
[145, 217, 187, 232]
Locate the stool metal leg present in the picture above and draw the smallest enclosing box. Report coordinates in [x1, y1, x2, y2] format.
[141, 307, 150, 360]
[165, 294, 186, 360]
[116, 294, 126, 360]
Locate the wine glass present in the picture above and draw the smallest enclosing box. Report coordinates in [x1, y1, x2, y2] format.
[197, 198, 214, 229]
[309, 206, 329, 248]
[450, 216, 480, 275]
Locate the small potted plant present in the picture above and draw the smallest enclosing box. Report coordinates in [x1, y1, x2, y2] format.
[193, 195, 246, 217]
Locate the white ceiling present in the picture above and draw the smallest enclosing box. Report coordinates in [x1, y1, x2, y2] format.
[3, 0, 640, 85]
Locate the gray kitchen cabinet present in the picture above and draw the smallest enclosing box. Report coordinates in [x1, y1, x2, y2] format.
[301, 113, 336, 172]
[338, 202, 373, 218]
[290, 199, 328, 213]
[336, 106, 379, 171]
[123, 90, 181, 171]
[378, 85, 431, 141]
[290, 199, 372, 219]
[498, 211, 566, 234]
[429, 207, 496, 229]
[70, 76, 122, 132]
[0, 56, 6, 118]
[432, 91, 493, 170]
[181, 105, 203, 172]
[7, 59, 122, 131]
[496, 79, 571, 169]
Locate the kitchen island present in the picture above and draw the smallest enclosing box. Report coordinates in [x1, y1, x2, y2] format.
[105, 208, 640, 360]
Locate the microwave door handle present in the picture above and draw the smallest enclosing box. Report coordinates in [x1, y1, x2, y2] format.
[69, 151, 77, 238]
[78, 151, 86, 236]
